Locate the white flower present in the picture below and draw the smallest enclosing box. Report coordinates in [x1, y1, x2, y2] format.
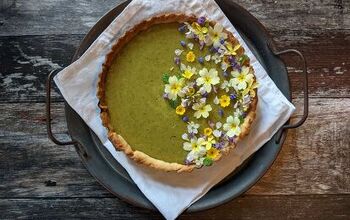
[187, 42, 194, 50]
[183, 137, 206, 153]
[213, 122, 222, 138]
[230, 66, 254, 91]
[196, 68, 220, 93]
[164, 76, 185, 100]
[204, 136, 216, 150]
[213, 96, 219, 105]
[182, 133, 189, 141]
[223, 116, 241, 138]
[192, 98, 212, 119]
[211, 54, 222, 64]
[180, 63, 197, 79]
[220, 80, 230, 92]
[195, 157, 205, 167]
[221, 62, 229, 71]
[205, 54, 211, 61]
[175, 49, 183, 56]
[187, 121, 200, 134]
[206, 23, 228, 48]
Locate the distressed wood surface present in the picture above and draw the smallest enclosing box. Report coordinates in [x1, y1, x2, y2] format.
[1, 32, 349, 102]
[0, 98, 349, 198]
[1, 195, 349, 219]
[0, 0, 349, 219]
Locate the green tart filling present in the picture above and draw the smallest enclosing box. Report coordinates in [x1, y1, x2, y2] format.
[105, 17, 258, 167]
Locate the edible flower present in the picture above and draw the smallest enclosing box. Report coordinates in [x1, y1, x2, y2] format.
[225, 42, 241, 56]
[175, 105, 186, 115]
[206, 147, 220, 160]
[223, 116, 241, 138]
[183, 137, 206, 152]
[203, 127, 213, 136]
[230, 66, 254, 91]
[192, 98, 212, 119]
[220, 80, 230, 92]
[206, 23, 228, 48]
[186, 51, 196, 62]
[187, 121, 200, 134]
[204, 136, 216, 150]
[242, 78, 259, 97]
[164, 76, 185, 100]
[219, 95, 230, 107]
[196, 68, 220, 93]
[213, 122, 222, 138]
[180, 64, 197, 79]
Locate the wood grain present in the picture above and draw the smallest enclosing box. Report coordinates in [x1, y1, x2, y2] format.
[0, 0, 349, 36]
[0, 98, 348, 198]
[1, 32, 349, 103]
[1, 195, 349, 219]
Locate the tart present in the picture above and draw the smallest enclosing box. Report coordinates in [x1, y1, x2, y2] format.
[97, 14, 258, 172]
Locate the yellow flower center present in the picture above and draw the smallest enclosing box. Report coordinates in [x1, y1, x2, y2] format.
[204, 76, 212, 83]
[204, 128, 213, 136]
[182, 70, 193, 79]
[219, 95, 230, 107]
[171, 83, 181, 92]
[186, 51, 196, 62]
[175, 105, 186, 115]
[187, 87, 195, 95]
[238, 73, 246, 82]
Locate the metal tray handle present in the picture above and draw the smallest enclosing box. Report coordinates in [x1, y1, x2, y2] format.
[46, 68, 77, 146]
[273, 49, 309, 143]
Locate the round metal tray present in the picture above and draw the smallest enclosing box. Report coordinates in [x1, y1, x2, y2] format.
[46, 0, 308, 213]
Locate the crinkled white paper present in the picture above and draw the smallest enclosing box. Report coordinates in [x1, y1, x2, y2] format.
[54, 0, 295, 219]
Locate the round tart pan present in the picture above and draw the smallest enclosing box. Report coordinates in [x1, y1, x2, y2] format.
[46, 0, 308, 213]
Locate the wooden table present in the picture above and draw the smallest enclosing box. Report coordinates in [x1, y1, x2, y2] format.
[0, 0, 349, 219]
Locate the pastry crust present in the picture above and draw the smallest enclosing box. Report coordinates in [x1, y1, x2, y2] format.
[97, 14, 258, 173]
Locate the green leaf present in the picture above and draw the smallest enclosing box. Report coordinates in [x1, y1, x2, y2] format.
[238, 54, 249, 65]
[162, 73, 170, 83]
[203, 158, 213, 166]
[239, 115, 244, 124]
[169, 98, 180, 109]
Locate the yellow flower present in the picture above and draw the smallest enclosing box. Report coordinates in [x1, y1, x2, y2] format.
[207, 147, 220, 160]
[230, 66, 254, 91]
[175, 105, 186, 115]
[164, 76, 185, 100]
[242, 78, 259, 97]
[204, 127, 213, 136]
[182, 70, 194, 79]
[219, 95, 230, 107]
[225, 42, 241, 56]
[204, 136, 216, 150]
[186, 51, 196, 62]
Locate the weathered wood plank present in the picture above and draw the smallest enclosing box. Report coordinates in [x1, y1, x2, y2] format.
[1, 32, 349, 103]
[0, 103, 66, 137]
[0, 35, 82, 102]
[0, 0, 349, 36]
[1, 195, 349, 219]
[0, 133, 112, 198]
[0, 98, 348, 197]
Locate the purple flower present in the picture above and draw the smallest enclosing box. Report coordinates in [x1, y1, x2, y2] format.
[228, 56, 242, 71]
[198, 57, 204, 64]
[208, 120, 215, 128]
[222, 71, 229, 78]
[199, 41, 205, 50]
[210, 46, 218, 53]
[180, 40, 186, 47]
[197, 17, 206, 26]
[185, 159, 192, 165]
[163, 93, 168, 99]
[202, 92, 208, 97]
[220, 38, 225, 44]
[218, 109, 224, 117]
[242, 112, 247, 118]
[178, 24, 187, 33]
[230, 94, 236, 100]
[214, 142, 225, 149]
[174, 57, 180, 65]
[228, 136, 237, 144]
[182, 116, 189, 122]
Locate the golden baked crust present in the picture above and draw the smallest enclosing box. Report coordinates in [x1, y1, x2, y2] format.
[97, 14, 258, 173]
